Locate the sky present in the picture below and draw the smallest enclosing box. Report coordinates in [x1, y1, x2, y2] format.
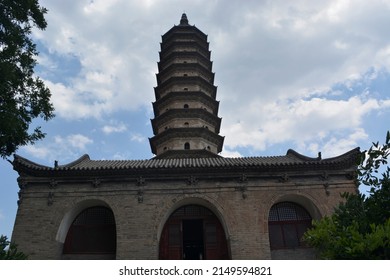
[1, 0, 390, 239]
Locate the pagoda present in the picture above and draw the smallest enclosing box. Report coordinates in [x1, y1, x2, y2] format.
[149, 13, 224, 158]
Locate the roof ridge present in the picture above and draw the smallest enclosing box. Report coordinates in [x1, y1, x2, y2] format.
[61, 154, 90, 168]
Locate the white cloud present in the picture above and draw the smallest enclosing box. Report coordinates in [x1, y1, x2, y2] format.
[220, 149, 242, 158]
[130, 133, 146, 143]
[57, 134, 93, 150]
[102, 123, 127, 134]
[22, 145, 52, 159]
[22, 134, 93, 163]
[320, 128, 369, 157]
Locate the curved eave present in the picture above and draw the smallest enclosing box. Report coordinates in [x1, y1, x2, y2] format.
[152, 91, 220, 116]
[151, 108, 222, 134]
[162, 25, 208, 43]
[159, 42, 211, 61]
[156, 63, 215, 84]
[158, 52, 212, 72]
[154, 76, 217, 100]
[149, 127, 224, 153]
[286, 147, 361, 165]
[12, 154, 91, 174]
[161, 37, 209, 53]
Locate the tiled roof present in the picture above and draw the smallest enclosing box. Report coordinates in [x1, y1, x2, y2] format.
[12, 148, 360, 175]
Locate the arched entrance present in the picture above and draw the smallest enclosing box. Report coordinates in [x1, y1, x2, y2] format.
[159, 204, 229, 260]
[62, 206, 116, 259]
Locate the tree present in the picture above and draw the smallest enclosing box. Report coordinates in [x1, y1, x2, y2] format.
[0, 235, 27, 259]
[304, 131, 390, 259]
[0, 0, 54, 159]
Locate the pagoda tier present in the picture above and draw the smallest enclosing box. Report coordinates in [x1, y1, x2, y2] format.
[152, 91, 220, 116]
[149, 14, 224, 158]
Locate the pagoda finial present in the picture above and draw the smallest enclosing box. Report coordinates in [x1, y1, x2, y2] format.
[180, 13, 189, 25]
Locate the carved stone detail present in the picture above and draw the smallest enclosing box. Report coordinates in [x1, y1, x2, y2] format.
[136, 176, 146, 187]
[137, 189, 144, 203]
[321, 171, 329, 180]
[187, 176, 198, 186]
[235, 186, 247, 199]
[323, 182, 330, 196]
[92, 178, 101, 188]
[49, 179, 57, 189]
[238, 173, 248, 184]
[47, 192, 54, 206]
[279, 173, 289, 182]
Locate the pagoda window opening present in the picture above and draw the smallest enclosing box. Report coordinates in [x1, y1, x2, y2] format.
[184, 88, 188, 91]
[184, 104, 189, 109]
[184, 142, 190, 150]
[184, 122, 189, 127]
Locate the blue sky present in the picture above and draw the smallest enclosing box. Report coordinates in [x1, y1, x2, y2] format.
[1, 0, 390, 239]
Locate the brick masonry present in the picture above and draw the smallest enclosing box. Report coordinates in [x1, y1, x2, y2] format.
[11, 164, 357, 259]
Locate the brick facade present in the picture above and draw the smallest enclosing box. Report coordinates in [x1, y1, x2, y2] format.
[11, 149, 358, 259]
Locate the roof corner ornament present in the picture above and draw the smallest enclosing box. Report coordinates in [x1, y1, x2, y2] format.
[317, 152, 322, 160]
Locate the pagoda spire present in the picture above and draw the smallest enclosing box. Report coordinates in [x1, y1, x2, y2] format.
[180, 13, 189, 25]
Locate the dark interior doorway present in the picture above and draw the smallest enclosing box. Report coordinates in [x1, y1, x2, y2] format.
[159, 204, 230, 260]
[182, 219, 204, 259]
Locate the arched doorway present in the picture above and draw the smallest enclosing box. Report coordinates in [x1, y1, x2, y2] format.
[63, 206, 116, 259]
[159, 204, 229, 260]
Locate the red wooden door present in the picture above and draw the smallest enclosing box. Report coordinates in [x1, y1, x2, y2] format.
[159, 219, 182, 259]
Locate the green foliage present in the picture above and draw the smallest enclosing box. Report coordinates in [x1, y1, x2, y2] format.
[0, 235, 27, 260]
[304, 131, 390, 259]
[0, 0, 54, 158]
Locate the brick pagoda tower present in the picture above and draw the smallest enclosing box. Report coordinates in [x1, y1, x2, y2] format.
[149, 14, 224, 158]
